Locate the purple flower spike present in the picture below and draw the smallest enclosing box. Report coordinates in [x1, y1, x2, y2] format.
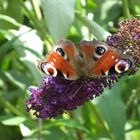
[26, 75, 119, 119]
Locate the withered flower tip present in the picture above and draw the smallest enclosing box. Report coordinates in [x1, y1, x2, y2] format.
[107, 18, 140, 66]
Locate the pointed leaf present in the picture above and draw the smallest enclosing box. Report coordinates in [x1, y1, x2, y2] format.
[93, 79, 126, 140]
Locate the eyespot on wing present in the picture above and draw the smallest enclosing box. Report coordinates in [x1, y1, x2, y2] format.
[47, 52, 78, 80]
[54, 39, 76, 61]
[92, 50, 122, 76]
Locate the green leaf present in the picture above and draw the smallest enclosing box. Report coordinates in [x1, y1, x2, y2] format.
[42, 0, 76, 40]
[125, 129, 140, 140]
[93, 80, 126, 140]
[0, 30, 24, 65]
[0, 29, 16, 38]
[3, 90, 22, 101]
[0, 123, 21, 140]
[4, 71, 32, 90]
[93, 0, 121, 27]
[41, 128, 72, 140]
[125, 121, 140, 132]
[45, 119, 89, 133]
[122, 0, 131, 18]
[0, 27, 44, 85]
[76, 12, 111, 40]
[6, 0, 23, 23]
[0, 116, 26, 126]
[0, 95, 24, 116]
[0, 14, 21, 29]
[81, 103, 109, 137]
[11, 26, 44, 84]
[19, 123, 32, 137]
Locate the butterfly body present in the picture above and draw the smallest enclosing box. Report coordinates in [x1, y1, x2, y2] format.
[38, 39, 134, 80]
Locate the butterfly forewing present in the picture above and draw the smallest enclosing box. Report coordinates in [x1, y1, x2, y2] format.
[39, 40, 79, 80]
[38, 39, 135, 79]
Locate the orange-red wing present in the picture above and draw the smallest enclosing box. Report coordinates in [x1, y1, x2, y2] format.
[63, 41, 76, 61]
[92, 50, 122, 76]
[78, 41, 95, 61]
[47, 52, 77, 79]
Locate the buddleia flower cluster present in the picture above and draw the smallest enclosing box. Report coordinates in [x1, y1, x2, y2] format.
[26, 18, 140, 119]
[26, 75, 120, 119]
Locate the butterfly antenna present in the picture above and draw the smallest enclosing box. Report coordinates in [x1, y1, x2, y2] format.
[68, 80, 77, 87]
[72, 84, 83, 97]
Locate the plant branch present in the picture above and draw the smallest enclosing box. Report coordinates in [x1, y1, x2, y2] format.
[122, 0, 131, 18]
[69, 112, 84, 140]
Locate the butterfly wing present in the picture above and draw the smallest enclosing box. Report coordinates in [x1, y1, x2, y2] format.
[78, 40, 95, 61]
[77, 40, 132, 77]
[38, 39, 135, 80]
[77, 40, 113, 77]
[92, 49, 121, 75]
[38, 39, 79, 80]
[90, 40, 134, 76]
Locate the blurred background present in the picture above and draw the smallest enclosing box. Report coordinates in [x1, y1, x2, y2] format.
[0, 0, 140, 140]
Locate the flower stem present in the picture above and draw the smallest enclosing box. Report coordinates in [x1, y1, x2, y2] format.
[122, 0, 131, 18]
[30, 0, 42, 21]
[18, 0, 46, 39]
[37, 118, 43, 140]
[69, 112, 83, 140]
[91, 104, 115, 140]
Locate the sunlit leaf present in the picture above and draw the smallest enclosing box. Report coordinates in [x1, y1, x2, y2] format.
[0, 116, 26, 126]
[0, 14, 21, 29]
[11, 26, 44, 84]
[42, 0, 76, 40]
[19, 123, 32, 137]
[125, 129, 140, 140]
[76, 12, 111, 40]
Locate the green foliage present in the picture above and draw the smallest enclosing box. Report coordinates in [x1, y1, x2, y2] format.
[0, 0, 140, 140]
[42, 0, 76, 41]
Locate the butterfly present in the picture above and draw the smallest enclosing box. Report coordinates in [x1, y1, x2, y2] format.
[38, 39, 134, 80]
